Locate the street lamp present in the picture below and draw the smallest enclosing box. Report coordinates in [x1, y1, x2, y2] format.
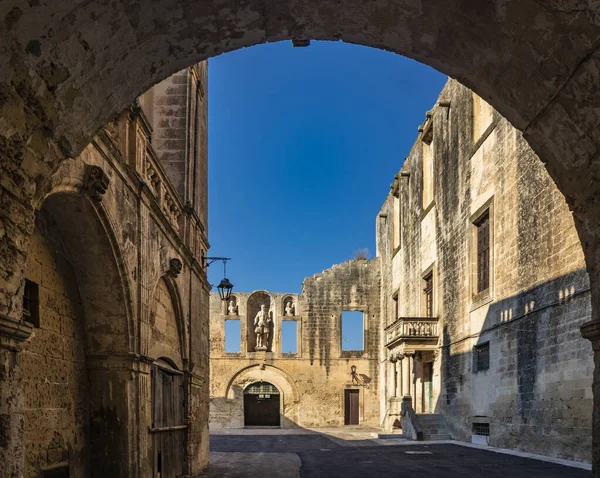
[202, 255, 233, 301]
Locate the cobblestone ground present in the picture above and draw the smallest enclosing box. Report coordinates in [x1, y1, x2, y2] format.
[201, 430, 591, 478]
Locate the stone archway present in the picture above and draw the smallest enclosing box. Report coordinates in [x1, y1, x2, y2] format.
[220, 364, 300, 428]
[1, 0, 600, 474]
[28, 191, 135, 478]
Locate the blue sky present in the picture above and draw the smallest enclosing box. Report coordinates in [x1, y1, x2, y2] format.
[208, 40, 446, 296]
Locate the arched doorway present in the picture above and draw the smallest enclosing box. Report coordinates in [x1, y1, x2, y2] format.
[244, 382, 281, 427]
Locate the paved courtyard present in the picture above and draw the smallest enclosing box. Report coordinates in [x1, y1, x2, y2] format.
[201, 429, 591, 478]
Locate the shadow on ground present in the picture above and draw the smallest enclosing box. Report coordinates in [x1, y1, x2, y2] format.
[202, 431, 590, 478]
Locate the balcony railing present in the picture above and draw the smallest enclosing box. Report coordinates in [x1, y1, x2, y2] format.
[385, 317, 439, 347]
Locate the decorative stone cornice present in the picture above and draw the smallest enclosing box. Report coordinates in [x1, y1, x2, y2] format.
[581, 320, 600, 350]
[0, 314, 33, 342]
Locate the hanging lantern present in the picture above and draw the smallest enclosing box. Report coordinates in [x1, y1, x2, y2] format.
[217, 277, 233, 301]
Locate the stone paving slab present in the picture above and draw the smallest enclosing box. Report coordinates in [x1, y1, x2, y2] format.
[299, 444, 591, 478]
[200, 452, 300, 478]
[208, 432, 591, 477]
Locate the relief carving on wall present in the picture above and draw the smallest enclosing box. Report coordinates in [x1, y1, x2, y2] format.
[84, 165, 110, 201]
[168, 258, 183, 278]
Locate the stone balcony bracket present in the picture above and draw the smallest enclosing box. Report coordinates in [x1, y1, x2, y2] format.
[581, 320, 600, 351]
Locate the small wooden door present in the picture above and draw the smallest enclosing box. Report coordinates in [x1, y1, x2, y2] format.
[344, 389, 359, 425]
[152, 363, 185, 478]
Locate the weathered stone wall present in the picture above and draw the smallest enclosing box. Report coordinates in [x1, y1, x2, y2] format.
[0, 64, 211, 477]
[377, 79, 593, 461]
[209, 260, 381, 429]
[22, 225, 89, 477]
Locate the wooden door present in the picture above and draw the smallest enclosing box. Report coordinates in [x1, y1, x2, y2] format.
[244, 394, 280, 426]
[152, 364, 185, 478]
[344, 389, 359, 425]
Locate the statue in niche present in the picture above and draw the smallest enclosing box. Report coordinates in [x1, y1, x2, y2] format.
[254, 304, 271, 350]
[228, 300, 238, 316]
[285, 301, 295, 317]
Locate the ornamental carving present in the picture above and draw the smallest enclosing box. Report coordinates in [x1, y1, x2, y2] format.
[168, 258, 183, 278]
[85, 165, 110, 201]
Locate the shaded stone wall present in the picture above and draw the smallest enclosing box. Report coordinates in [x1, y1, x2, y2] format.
[0, 64, 211, 477]
[209, 260, 381, 429]
[377, 79, 593, 461]
[22, 225, 89, 477]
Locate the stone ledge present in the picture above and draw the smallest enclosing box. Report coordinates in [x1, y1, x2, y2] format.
[0, 314, 33, 342]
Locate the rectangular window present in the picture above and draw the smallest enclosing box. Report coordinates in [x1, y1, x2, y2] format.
[341, 311, 364, 351]
[473, 93, 494, 143]
[392, 291, 399, 321]
[225, 319, 241, 353]
[23, 279, 39, 328]
[422, 140, 434, 209]
[281, 321, 297, 354]
[473, 342, 490, 372]
[476, 212, 490, 294]
[393, 196, 401, 251]
[423, 273, 434, 318]
[472, 422, 490, 436]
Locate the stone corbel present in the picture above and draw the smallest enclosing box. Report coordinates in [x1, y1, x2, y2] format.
[0, 313, 33, 342]
[581, 320, 600, 351]
[168, 258, 183, 278]
[84, 165, 110, 201]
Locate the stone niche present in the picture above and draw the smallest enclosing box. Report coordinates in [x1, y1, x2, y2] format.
[282, 295, 296, 317]
[247, 291, 272, 352]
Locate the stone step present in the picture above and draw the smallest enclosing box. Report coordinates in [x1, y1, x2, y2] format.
[375, 433, 406, 439]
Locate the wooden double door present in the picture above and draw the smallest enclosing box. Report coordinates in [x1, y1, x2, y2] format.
[244, 382, 281, 427]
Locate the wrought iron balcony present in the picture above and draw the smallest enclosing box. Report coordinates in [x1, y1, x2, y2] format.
[384, 316, 439, 348]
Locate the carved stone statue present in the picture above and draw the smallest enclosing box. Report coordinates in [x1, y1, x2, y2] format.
[285, 301, 294, 317]
[254, 304, 271, 350]
[228, 300, 238, 316]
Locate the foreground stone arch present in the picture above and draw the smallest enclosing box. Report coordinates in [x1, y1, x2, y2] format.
[1, 0, 600, 473]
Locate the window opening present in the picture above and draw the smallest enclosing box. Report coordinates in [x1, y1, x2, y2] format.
[341, 311, 364, 351]
[392, 292, 399, 321]
[473, 422, 490, 436]
[476, 212, 490, 294]
[281, 321, 297, 354]
[225, 319, 241, 353]
[423, 273, 434, 318]
[23, 278, 39, 328]
[473, 342, 490, 372]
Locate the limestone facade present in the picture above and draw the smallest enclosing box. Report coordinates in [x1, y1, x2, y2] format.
[376, 79, 593, 461]
[1, 63, 210, 477]
[209, 259, 381, 429]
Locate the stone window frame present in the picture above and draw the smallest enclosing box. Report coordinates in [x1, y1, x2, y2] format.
[339, 308, 367, 357]
[472, 92, 495, 145]
[392, 289, 400, 324]
[421, 113, 435, 214]
[421, 263, 437, 319]
[280, 317, 301, 357]
[472, 341, 490, 373]
[392, 194, 401, 256]
[23, 278, 40, 328]
[470, 197, 495, 310]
